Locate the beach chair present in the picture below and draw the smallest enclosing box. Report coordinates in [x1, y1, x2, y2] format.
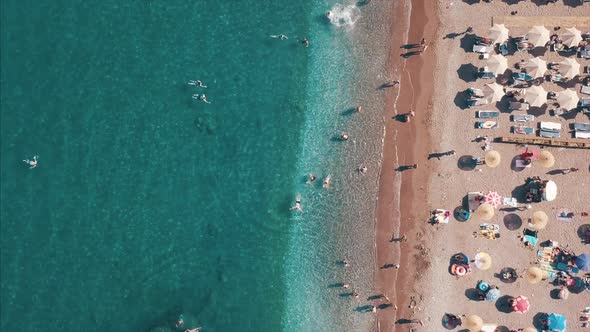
[512, 126, 534, 135]
[515, 159, 532, 168]
[473, 45, 494, 54]
[511, 114, 534, 122]
[539, 121, 561, 138]
[467, 98, 488, 108]
[475, 121, 498, 129]
[477, 71, 495, 79]
[499, 42, 509, 56]
[575, 131, 590, 139]
[468, 88, 484, 98]
[512, 72, 533, 82]
[574, 123, 590, 132]
[477, 111, 500, 118]
[540, 130, 561, 138]
[581, 85, 590, 95]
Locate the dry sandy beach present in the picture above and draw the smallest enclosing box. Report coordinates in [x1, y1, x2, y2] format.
[375, 1, 590, 331]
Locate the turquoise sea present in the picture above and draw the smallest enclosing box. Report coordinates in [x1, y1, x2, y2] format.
[1, 1, 392, 331]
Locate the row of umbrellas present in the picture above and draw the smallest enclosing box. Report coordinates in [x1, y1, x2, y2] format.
[484, 150, 556, 168]
[464, 313, 566, 332]
[489, 24, 582, 48]
[486, 54, 581, 78]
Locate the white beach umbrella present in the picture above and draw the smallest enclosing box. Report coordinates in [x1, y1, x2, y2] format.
[562, 27, 582, 48]
[489, 24, 509, 44]
[543, 180, 557, 202]
[556, 89, 579, 110]
[483, 82, 504, 103]
[487, 55, 508, 76]
[558, 58, 581, 78]
[524, 57, 547, 79]
[526, 26, 550, 47]
[524, 85, 547, 108]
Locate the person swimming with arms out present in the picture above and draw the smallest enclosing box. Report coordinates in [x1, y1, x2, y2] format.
[188, 80, 207, 88]
[290, 193, 303, 212]
[306, 173, 317, 184]
[270, 34, 288, 40]
[192, 94, 211, 104]
[23, 155, 38, 169]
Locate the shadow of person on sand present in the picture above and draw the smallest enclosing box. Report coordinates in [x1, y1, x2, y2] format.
[401, 51, 422, 58]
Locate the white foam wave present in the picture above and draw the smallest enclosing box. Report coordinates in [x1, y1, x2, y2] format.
[325, 4, 361, 28]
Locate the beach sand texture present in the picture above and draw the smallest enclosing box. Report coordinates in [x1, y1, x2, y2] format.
[377, 1, 590, 331]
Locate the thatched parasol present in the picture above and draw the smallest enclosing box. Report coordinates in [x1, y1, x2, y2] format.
[475, 203, 494, 221]
[485, 150, 501, 168]
[465, 315, 483, 332]
[525, 266, 545, 284]
[474, 252, 492, 270]
[538, 150, 555, 168]
[531, 211, 548, 230]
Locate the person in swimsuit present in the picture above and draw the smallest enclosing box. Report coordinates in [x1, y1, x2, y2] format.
[193, 94, 211, 104]
[301, 37, 309, 48]
[290, 193, 303, 212]
[188, 80, 207, 88]
[306, 173, 317, 184]
[323, 175, 331, 189]
[23, 155, 38, 169]
[271, 34, 288, 40]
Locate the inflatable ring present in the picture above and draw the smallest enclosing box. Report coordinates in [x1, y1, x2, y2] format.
[455, 265, 467, 276]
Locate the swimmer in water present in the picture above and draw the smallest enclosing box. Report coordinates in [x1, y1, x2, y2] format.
[359, 163, 368, 175]
[323, 174, 331, 189]
[306, 173, 317, 184]
[290, 193, 303, 212]
[325, 11, 334, 20]
[301, 37, 309, 48]
[23, 155, 38, 169]
[270, 34, 288, 40]
[193, 94, 211, 104]
[188, 80, 207, 88]
[341, 133, 349, 141]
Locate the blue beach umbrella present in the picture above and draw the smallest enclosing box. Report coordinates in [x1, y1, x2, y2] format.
[547, 313, 566, 332]
[575, 253, 590, 271]
[485, 288, 500, 302]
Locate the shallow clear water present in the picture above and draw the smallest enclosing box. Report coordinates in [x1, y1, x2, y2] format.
[1, 1, 391, 331]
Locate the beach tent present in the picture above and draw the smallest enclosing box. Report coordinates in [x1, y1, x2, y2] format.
[475, 203, 494, 221]
[465, 315, 483, 332]
[538, 150, 555, 168]
[483, 82, 504, 103]
[547, 313, 566, 332]
[511, 295, 530, 313]
[562, 27, 582, 48]
[524, 57, 547, 79]
[525, 266, 545, 284]
[474, 252, 492, 270]
[576, 253, 590, 271]
[488, 24, 509, 44]
[543, 180, 557, 202]
[526, 26, 550, 47]
[524, 86, 547, 108]
[556, 89, 579, 110]
[531, 211, 548, 230]
[485, 288, 500, 302]
[487, 55, 508, 76]
[558, 58, 581, 78]
[483, 191, 502, 208]
[485, 150, 501, 168]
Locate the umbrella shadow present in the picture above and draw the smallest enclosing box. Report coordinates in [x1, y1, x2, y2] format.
[460, 34, 476, 53]
[577, 224, 590, 243]
[563, 0, 583, 7]
[527, 105, 548, 117]
[495, 295, 513, 313]
[457, 64, 478, 82]
[503, 213, 523, 230]
[533, 312, 547, 329]
[496, 95, 513, 113]
[529, 46, 548, 57]
[510, 156, 527, 172]
[454, 91, 469, 110]
[462, 0, 480, 3]
[465, 288, 483, 301]
[495, 327, 511, 332]
[502, 0, 524, 4]
[550, 288, 561, 299]
[458, 155, 476, 170]
[511, 184, 527, 203]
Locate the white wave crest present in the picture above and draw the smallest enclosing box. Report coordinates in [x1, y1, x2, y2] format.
[325, 3, 361, 28]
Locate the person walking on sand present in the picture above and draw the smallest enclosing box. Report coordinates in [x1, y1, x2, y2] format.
[290, 193, 303, 212]
[23, 155, 38, 169]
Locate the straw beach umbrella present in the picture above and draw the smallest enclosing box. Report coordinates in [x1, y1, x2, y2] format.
[522, 327, 537, 332]
[474, 252, 492, 270]
[526, 26, 550, 47]
[484, 150, 501, 168]
[465, 315, 483, 332]
[524, 85, 547, 107]
[487, 55, 508, 76]
[556, 89, 580, 110]
[524, 57, 547, 79]
[558, 58, 580, 78]
[525, 266, 545, 284]
[489, 24, 509, 44]
[562, 27, 582, 48]
[531, 211, 548, 230]
[538, 150, 555, 168]
[475, 203, 494, 221]
[483, 82, 504, 103]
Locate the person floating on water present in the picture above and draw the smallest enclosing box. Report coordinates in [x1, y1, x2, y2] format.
[359, 163, 368, 175]
[184, 328, 201, 332]
[193, 94, 211, 104]
[290, 193, 303, 212]
[188, 80, 207, 88]
[270, 34, 288, 40]
[23, 155, 38, 169]
[323, 174, 331, 189]
[306, 173, 317, 184]
[341, 133, 349, 141]
[301, 37, 309, 48]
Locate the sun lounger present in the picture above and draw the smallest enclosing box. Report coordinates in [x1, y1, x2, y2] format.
[512, 72, 533, 81]
[475, 121, 498, 129]
[574, 123, 590, 132]
[575, 131, 590, 139]
[473, 45, 494, 53]
[477, 71, 495, 79]
[468, 88, 484, 98]
[511, 114, 534, 122]
[581, 85, 590, 95]
[515, 159, 532, 168]
[499, 42, 508, 56]
[477, 111, 500, 118]
[512, 126, 534, 135]
[467, 98, 488, 108]
[540, 130, 561, 138]
[540, 122, 561, 131]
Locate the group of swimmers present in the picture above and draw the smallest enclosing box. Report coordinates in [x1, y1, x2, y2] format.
[189, 80, 210, 104]
[270, 34, 309, 47]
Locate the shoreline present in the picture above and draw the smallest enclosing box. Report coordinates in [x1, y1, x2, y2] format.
[375, 0, 440, 330]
